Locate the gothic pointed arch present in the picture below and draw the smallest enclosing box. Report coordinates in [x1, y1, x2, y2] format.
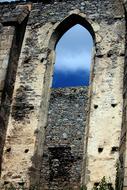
[49, 13, 95, 50]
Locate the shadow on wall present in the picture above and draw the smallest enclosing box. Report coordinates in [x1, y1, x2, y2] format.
[0, 17, 28, 175]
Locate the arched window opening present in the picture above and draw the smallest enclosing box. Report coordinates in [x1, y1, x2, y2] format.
[40, 16, 95, 189]
[52, 24, 93, 88]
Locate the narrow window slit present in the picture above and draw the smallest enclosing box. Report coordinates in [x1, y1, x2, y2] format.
[111, 103, 117, 108]
[111, 146, 119, 153]
[24, 149, 29, 153]
[41, 58, 44, 63]
[94, 105, 98, 109]
[6, 147, 11, 153]
[98, 147, 103, 153]
[18, 182, 25, 186]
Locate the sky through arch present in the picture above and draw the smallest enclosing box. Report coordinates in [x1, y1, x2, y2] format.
[52, 24, 93, 88]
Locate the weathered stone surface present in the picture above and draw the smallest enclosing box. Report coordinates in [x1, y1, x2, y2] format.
[0, 4, 30, 24]
[40, 87, 88, 190]
[0, 0, 126, 190]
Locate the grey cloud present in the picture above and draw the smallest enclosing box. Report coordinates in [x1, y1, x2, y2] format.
[55, 52, 92, 71]
[55, 24, 93, 72]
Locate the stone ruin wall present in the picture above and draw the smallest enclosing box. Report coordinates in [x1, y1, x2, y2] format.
[119, 2, 127, 190]
[40, 87, 88, 190]
[0, 0, 126, 190]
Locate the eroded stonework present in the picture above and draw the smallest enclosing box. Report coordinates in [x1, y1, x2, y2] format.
[40, 87, 88, 190]
[0, 0, 126, 190]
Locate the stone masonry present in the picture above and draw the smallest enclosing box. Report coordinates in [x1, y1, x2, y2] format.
[40, 87, 88, 190]
[0, 0, 126, 190]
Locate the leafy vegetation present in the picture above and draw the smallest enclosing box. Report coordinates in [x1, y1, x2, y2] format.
[3, 177, 114, 190]
[92, 177, 114, 190]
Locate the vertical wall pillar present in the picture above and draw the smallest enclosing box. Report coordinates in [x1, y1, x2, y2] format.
[83, 18, 125, 189]
[0, 25, 15, 174]
[0, 25, 15, 101]
[0, 22, 55, 189]
[117, 3, 127, 190]
[119, 4, 127, 189]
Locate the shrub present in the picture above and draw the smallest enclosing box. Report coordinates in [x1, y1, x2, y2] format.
[92, 177, 114, 190]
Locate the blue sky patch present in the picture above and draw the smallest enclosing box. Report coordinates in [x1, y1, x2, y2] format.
[52, 24, 93, 88]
